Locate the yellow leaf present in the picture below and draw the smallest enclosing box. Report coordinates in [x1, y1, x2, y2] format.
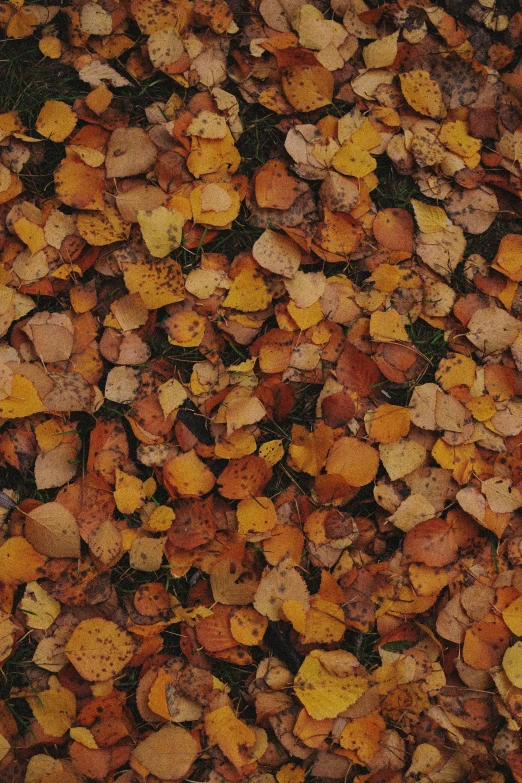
[0, 536, 46, 585]
[190, 182, 240, 227]
[399, 70, 445, 119]
[370, 309, 409, 342]
[503, 641, 522, 688]
[230, 606, 268, 646]
[69, 727, 99, 749]
[0, 734, 10, 763]
[379, 438, 426, 481]
[435, 354, 476, 390]
[114, 469, 144, 515]
[411, 199, 447, 233]
[223, 268, 272, 312]
[39, 35, 62, 59]
[333, 142, 376, 177]
[77, 205, 130, 246]
[122, 256, 185, 309]
[439, 120, 481, 157]
[27, 686, 76, 737]
[0, 375, 44, 418]
[259, 439, 284, 466]
[362, 30, 399, 69]
[147, 505, 175, 532]
[163, 449, 216, 497]
[503, 597, 522, 636]
[205, 706, 256, 769]
[367, 404, 410, 443]
[35, 100, 77, 142]
[65, 618, 135, 682]
[20, 581, 60, 630]
[137, 206, 184, 258]
[158, 378, 187, 417]
[276, 763, 306, 783]
[237, 496, 277, 535]
[294, 651, 367, 719]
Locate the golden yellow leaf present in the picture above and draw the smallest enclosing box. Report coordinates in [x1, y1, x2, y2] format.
[370, 309, 408, 342]
[27, 685, 76, 737]
[223, 268, 272, 312]
[35, 100, 77, 142]
[0, 375, 44, 418]
[137, 206, 184, 258]
[122, 255, 185, 309]
[367, 404, 410, 443]
[411, 199, 447, 233]
[65, 618, 135, 682]
[294, 651, 367, 719]
[113, 469, 144, 515]
[147, 505, 175, 532]
[439, 120, 481, 157]
[237, 496, 277, 535]
[333, 142, 376, 177]
[503, 597, 522, 637]
[69, 727, 99, 749]
[503, 642, 522, 688]
[20, 581, 60, 630]
[163, 449, 216, 497]
[399, 70, 445, 119]
[205, 706, 256, 769]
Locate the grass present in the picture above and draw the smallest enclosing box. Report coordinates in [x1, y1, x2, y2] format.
[236, 103, 283, 175]
[373, 159, 421, 211]
[0, 36, 87, 196]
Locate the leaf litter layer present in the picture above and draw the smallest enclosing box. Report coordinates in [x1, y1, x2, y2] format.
[1, 0, 522, 782]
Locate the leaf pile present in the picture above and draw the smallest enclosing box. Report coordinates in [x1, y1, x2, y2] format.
[2, 0, 522, 782]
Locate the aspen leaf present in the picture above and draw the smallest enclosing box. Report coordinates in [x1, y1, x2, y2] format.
[237, 496, 277, 535]
[69, 727, 98, 749]
[503, 642, 522, 688]
[0, 537, 45, 585]
[137, 206, 184, 258]
[105, 127, 157, 179]
[362, 31, 399, 69]
[503, 597, 522, 637]
[65, 619, 135, 682]
[20, 581, 60, 630]
[122, 255, 185, 309]
[27, 686, 76, 738]
[411, 199, 447, 233]
[367, 404, 410, 443]
[399, 71, 445, 118]
[333, 142, 376, 178]
[131, 725, 199, 781]
[0, 375, 44, 418]
[380, 438, 426, 481]
[294, 651, 367, 719]
[129, 535, 166, 571]
[253, 229, 301, 278]
[36, 101, 77, 142]
[205, 706, 256, 769]
[89, 520, 122, 564]
[113, 469, 144, 515]
[164, 449, 216, 497]
[0, 734, 10, 763]
[370, 309, 409, 342]
[25, 502, 81, 558]
[230, 606, 268, 646]
[223, 268, 272, 312]
[325, 437, 379, 487]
